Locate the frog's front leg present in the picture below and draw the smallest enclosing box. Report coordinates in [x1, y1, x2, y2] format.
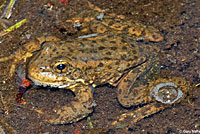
[47, 85, 94, 124]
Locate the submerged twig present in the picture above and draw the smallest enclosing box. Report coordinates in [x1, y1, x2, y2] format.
[0, 117, 17, 133]
[0, 18, 10, 28]
[87, 116, 94, 129]
[0, 0, 6, 9]
[0, 18, 27, 37]
[1, 0, 17, 19]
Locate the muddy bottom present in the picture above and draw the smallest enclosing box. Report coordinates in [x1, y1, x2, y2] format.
[0, 0, 200, 134]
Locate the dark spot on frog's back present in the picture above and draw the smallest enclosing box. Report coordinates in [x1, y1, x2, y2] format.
[72, 57, 77, 60]
[122, 46, 127, 50]
[92, 40, 97, 43]
[67, 47, 74, 52]
[67, 53, 72, 56]
[105, 51, 112, 55]
[53, 48, 57, 52]
[108, 20, 114, 26]
[134, 56, 138, 59]
[132, 50, 137, 54]
[80, 50, 85, 53]
[121, 39, 126, 43]
[101, 39, 106, 42]
[98, 62, 104, 67]
[115, 61, 120, 65]
[139, 47, 143, 53]
[110, 41, 116, 44]
[108, 66, 112, 69]
[105, 57, 111, 60]
[118, 88, 122, 94]
[71, 105, 77, 112]
[120, 54, 127, 60]
[98, 46, 105, 50]
[110, 47, 117, 50]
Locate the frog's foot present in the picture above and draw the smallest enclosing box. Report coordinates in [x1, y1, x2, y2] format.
[46, 86, 94, 124]
[112, 103, 165, 127]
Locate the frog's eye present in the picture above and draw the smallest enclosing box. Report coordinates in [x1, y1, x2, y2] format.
[53, 61, 67, 73]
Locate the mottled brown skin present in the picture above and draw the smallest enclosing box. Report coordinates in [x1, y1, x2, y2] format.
[27, 33, 160, 124]
[0, 1, 174, 125]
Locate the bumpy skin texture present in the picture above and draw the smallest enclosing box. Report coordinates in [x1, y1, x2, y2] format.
[0, 1, 190, 125]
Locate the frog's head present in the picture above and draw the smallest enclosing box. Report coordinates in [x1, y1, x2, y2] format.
[27, 42, 85, 88]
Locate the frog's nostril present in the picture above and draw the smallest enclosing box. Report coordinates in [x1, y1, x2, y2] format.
[40, 67, 46, 70]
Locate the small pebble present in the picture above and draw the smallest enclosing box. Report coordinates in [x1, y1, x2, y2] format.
[25, 34, 31, 39]
[0, 125, 5, 134]
[43, 132, 50, 134]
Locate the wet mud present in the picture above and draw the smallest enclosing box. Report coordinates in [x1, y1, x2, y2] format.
[0, 0, 199, 133]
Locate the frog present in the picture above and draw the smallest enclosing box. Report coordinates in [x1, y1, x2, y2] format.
[0, 1, 190, 125]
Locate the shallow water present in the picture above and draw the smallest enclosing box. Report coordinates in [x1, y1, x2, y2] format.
[0, 0, 199, 133]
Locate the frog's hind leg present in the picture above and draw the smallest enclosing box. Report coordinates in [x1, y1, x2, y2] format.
[47, 85, 94, 124]
[117, 61, 155, 108]
[112, 103, 166, 127]
[116, 61, 160, 124]
[116, 71, 189, 127]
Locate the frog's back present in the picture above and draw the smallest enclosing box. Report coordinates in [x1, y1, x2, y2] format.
[54, 35, 145, 70]
[65, 36, 142, 62]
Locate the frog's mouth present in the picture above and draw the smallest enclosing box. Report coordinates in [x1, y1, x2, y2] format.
[27, 71, 75, 89]
[28, 77, 72, 89]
